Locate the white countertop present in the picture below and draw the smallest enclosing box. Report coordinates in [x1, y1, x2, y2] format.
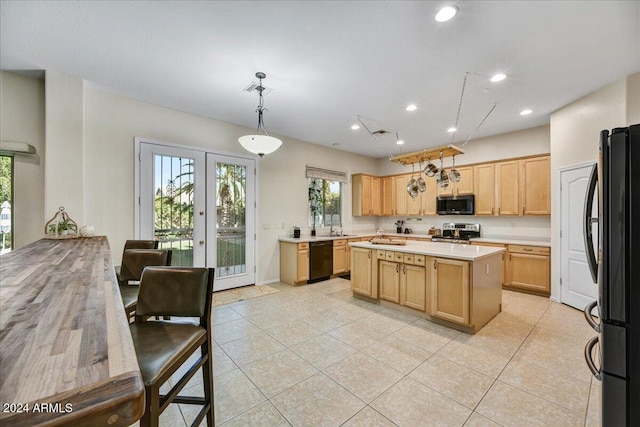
[471, 237, 550, 247]
[350, 240, 505, 261]
[279, 233, 377, 243]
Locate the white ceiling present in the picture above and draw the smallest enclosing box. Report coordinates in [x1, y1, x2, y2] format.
[1, 1, 639, 158]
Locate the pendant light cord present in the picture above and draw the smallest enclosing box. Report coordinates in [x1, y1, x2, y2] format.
[462, 103, 497, 147]
[450, 72, 469, 144]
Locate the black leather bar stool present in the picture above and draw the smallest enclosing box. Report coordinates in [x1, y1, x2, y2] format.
[118, 249, 172, 319]
[130, 267, 215, 427]
[115, 239, 159, 280]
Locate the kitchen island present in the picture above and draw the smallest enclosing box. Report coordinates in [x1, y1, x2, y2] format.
[0, 237, 144, 426]
[350, 240, 505, 334]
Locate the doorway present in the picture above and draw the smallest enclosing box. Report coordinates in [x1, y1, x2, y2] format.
[559, 162, 598, 310]
[136, 139, 256, 291]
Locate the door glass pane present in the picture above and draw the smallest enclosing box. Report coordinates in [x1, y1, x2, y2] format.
[216, 163, 246, 277]
[154, 154, 194, 266]
[0, 155, 13, 253]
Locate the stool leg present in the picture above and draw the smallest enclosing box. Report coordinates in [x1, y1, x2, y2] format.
[202, 341, 215, 427]
[140, 382, 160, 427]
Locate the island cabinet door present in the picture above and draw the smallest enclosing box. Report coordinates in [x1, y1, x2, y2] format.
[430, 258, 470, 325]
[401, 264, 427, 311]
[351, 247, 373, 297]
[379, 260, 400, 303]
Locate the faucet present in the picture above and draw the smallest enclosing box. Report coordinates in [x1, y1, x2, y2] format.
[330, 214, 342, 236]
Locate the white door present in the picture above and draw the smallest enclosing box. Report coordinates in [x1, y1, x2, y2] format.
[560, 163, 598, 310]
[139, 142, 206, 267]
[207, 154, 256, 291]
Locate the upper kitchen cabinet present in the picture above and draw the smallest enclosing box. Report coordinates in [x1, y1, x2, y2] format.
[393, 175, 408, 216]
[474, 163, 496, 215]
[382, 176, 394, 216]
[352, 174, 381, 216]
[437, 166, 474, 197]
[496, 160, 520, 215]
[520, 156, 551, 215]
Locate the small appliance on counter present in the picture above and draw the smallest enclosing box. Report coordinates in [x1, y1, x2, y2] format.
[293, 226, 301, 239]
[431, 223, 480, 243]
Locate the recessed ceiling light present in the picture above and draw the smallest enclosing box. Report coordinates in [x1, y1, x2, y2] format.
[435, 6, 458, 22]
[396, 139, 405, 145]
[351, 124, 360, 130]
[490, 73, 507, 83]
[520, 109, 533, 116]
[406, 104, 417, 111]
[447, 127, 457, 133]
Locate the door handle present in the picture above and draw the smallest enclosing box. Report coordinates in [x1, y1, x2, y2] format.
[584, 300, 601, 332]
[584, 335, 602, 381]
[396, 264, 399, 273]
[433, 259, 437, 269]
[583, 163, 599, 284]
[199, 240, 205, 245]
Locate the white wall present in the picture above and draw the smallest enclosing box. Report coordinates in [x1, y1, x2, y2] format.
[0, 71, 45, 249]
[83, 88, 379, 284]
[549, 75, 631, 302]
[628, 73, 640, 124]
[374, 125, 551, 239]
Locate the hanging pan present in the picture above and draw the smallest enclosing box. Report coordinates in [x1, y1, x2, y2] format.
[449, 155, 461, 183]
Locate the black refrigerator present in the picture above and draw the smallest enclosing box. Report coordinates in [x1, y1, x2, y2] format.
[583, 124, 640, 427]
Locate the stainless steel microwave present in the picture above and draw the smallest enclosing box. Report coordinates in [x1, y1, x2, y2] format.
[437, 195, 474, 215]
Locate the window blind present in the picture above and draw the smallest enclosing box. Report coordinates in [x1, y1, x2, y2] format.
[305, 166, 348, 183]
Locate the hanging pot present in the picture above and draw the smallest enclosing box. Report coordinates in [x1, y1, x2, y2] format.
[436, 169, 450, 188]
[449, 155, 461, 182]
[417, 176, 426, 192]
[423, 159, 439, 177]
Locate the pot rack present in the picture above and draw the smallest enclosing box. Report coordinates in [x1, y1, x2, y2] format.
[389, 144, 464, 166]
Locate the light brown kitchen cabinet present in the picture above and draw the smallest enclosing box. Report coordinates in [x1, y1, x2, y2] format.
[379, 259, 401, 303]
[345, 238, 360, 272]
[430, 257, 470, 325]
[280, 241, 309, 285]
[382, 176, 394, 216]
[437, 166, 474, 197]
[393, 175, 408, 216]
[520, 156, 551, 215]
[352, 174, 381, 216]
[351, 246, 377, 298]
[505, 245, 550, 295]
[400, 259, 427, 311]
[474, 164, 496, 215]
[496, 160, 520, 215]
[421, 180, 438, 215]
[470, 242, 506, 285]
[333, 239, 347, 275]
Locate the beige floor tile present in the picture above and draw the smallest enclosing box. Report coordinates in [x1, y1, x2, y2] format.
[152, 403, 186, 427]
[219, 401, 290, 427]
[437, 340, 510, 379]
[324, 353, 404, 403]
[361, 335, 432, 375]
[357, 312, 410, 335]
[328, 321, 385, 349]
[290, 334, 358, 370]
[271, 373, 365, 426]
[341, 406, 397, 427]
[371, 377, 471, 427]
[498, 356, 590, 414]
[241, 349, 318, 398]
[212, 318, 262, 345]
[587, 382, 601, 421]
[476, 381, 583, 427]
[412, 317, 462, 339]
[585, 415, 601, 427]
[455, 324, 527, 358]
[220, 333, 286, 366]
[409, 356, 494, 409]
[204, 369, 266, 425]
[244, 310, 293, 331]
[329, 303, 376, 322]
[464, 412, 502, 427]
[265, 322, 323, 347]
[211, 306, 244, 326]
[213, 344, 238, 378]
[394, 323, 454, 353]
[302, 309, 353, 332]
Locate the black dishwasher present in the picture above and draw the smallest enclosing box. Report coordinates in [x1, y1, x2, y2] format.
[309, 241, 333, 283]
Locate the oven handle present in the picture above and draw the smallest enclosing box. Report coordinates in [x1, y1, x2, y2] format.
[583, 163, 599, 284]
[584, 335, 602, 381]
[584, 300, 601, 332]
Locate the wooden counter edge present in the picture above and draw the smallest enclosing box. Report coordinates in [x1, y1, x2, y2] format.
[0, 371, 144, 427]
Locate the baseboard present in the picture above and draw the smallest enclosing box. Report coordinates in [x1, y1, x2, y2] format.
[256, 278, 280, 286]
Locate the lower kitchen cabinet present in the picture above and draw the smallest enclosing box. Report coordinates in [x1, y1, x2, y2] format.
[505, 245, 550, 295]
[379, 260, 400, 303]
[333, 239, 347, 274]
[351, 246, 377, 298]
[401, 262, 427, 311]
[280, 242, 309, 285]
[430, 257, 470, 325]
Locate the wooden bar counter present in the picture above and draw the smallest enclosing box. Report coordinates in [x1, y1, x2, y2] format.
[0, 237, 144, 426]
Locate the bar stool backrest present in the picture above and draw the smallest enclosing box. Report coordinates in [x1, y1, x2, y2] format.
[118, 249, 172, 285]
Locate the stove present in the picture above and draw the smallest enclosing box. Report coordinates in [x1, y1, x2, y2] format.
[431, 223, 480, 244]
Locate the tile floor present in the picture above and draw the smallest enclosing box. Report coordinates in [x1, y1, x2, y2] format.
[135, 278, 601, 427]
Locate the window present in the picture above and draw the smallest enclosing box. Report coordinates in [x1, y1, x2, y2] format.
[0, 155, 13, 253]
[308, 178, 342, 228]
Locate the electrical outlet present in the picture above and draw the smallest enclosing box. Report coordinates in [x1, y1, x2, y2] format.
[263, 223, 271, 230]
[281, 222, 285, 229]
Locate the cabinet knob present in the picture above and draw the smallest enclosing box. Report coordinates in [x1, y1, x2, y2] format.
[434, 260, 437, 269]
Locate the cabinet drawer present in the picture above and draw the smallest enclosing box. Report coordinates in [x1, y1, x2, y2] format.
[333, 239, 347, 247]
[385, 251, 394, 261]
[403, 253, 414, 264]
[394, 252, 404, 262]
[377, 250, 386, 259]
[298, 242, 309, 250]
[413, 254, 426, 266]
[508, 245, 549, 256]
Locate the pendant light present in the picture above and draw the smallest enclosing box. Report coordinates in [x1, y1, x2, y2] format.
[238, 72, 283, 157]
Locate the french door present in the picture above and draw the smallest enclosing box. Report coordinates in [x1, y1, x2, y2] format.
[137, 140, 256, 291]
